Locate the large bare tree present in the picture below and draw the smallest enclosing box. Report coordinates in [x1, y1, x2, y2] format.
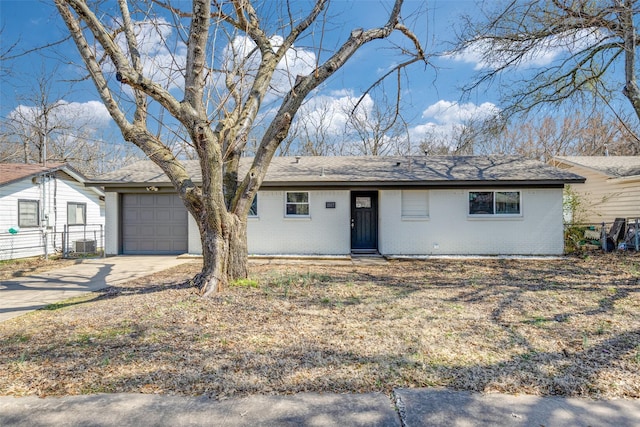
[455, 0, 640, 124]
[54, 0, 425, 295]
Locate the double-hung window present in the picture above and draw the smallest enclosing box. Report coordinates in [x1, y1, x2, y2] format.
[18, 200, 39, 227]
[285, 191, 309, 216]
[469, 191, 521, 216]
[67, 202, 87, 225]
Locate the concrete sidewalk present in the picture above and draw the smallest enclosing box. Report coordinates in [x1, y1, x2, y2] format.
[0, 389, 638, 426]
[0, 256, 195, 322]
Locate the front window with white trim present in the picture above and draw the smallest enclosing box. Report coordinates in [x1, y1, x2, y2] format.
[469, 191, 521, 216]
[285, 191, 309, 216]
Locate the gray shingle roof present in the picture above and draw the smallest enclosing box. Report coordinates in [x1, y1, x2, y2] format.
[91, 155, 585, 187]
[553, 156, 640, 178]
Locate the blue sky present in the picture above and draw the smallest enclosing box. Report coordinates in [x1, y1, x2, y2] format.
[0, 1, 555, 156]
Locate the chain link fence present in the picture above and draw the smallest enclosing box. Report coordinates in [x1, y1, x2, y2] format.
[0, 224, 104, 261]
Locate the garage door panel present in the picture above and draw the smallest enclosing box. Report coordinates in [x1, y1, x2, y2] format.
[156, 228, 173, 237]
[138, 225, 156, 236]
[122, 194, 188, 255]
[156, 210, 173, 221]
[155, 196, 173, 207]
[151, 240, 171, 251]
[140, 197, 156, 207]
[122, 210, 138, 221]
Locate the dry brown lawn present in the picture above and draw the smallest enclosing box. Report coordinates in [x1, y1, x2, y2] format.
[0, 256, 77, 281]
[1, 254, 639, 400]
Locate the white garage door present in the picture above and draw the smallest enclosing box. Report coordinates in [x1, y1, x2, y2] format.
[122, 194, 188, 255]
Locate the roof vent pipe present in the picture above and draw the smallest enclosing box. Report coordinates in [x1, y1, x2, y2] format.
[295, 156, 301, 163]
[321, 167, 325, 176]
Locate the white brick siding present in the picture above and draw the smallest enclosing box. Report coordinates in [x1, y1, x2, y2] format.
[247, 190, 350, 255]
[379, 188, 564, 255]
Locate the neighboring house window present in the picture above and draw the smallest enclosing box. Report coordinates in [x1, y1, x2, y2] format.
[469, 191, 521, 215]
[285, 191, 309, 216]
[18, 200, 39, 227]
[249, 195, 258, 217]
[67, 202, 87, 225]
[401, 190, 429, 218]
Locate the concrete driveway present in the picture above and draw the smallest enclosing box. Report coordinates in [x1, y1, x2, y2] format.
[0, 256, 196, 323]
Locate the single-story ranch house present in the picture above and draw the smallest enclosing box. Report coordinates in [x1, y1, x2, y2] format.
[89, 156, 585, 257]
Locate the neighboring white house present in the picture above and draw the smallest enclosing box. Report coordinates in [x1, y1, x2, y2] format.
[549, 156, 640, 225]
[0, 163, 105, 260]
[89, 156, 584, 257]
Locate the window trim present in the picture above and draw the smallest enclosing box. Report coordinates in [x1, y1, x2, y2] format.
[284, 191, 310, 217]
[18, 199, 40, 228]
[468, 190, 522, 217]
[67, 202, 87, 225]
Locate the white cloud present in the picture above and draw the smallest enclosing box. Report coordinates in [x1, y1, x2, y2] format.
[9, 100, 111, 130]
[421, 100, 499, 124]
[296, 91, 374, 135]
[409, 100, 500, 144]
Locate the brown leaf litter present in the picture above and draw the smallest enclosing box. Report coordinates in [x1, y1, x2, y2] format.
[1, 254, 639, 400]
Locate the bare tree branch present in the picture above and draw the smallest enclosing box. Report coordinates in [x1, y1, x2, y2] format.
[455, 0, 640, 125]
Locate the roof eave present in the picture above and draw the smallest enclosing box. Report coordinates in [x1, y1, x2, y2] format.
[260, 179, 583, 188]
[95, 179, 583, 189]
[550, 157, 632, 178]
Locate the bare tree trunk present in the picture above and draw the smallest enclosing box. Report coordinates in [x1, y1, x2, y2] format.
[55, 0, 425, 296]
[227, 214, 249, 280]
[196, 212, 248, 296]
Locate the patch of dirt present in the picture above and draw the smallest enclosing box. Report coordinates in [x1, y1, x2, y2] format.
[1, 254, 639, 399]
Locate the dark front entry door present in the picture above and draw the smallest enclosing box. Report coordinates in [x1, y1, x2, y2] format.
[351, 191, 378, 253]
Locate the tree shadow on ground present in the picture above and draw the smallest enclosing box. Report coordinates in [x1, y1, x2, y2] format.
[1, 256, 638, 399]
